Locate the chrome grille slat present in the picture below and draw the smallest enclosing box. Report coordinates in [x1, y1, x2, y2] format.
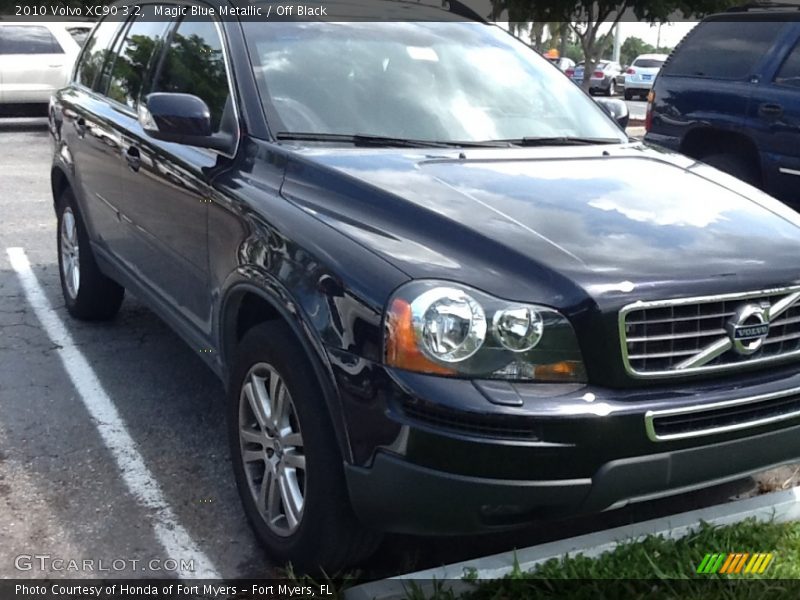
[625, 312, 735, 326]
[628, 349, 706, 360]
[763, 332, 800, 346]
[620, 286, 800, 378]
[626, 329, 727, 343]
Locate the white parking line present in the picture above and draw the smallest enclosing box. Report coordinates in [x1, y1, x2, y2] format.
[6, 247, 221, 579]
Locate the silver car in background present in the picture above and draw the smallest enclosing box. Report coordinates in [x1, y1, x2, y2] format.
[567, 60, 623, 96]
[624, 53, 668, 100]
[0, 21, 93, 114]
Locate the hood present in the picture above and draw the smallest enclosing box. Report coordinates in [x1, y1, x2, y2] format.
[281, 143, 800, 309]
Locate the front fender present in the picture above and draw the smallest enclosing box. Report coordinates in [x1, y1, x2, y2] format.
[217, 270, 356, 463]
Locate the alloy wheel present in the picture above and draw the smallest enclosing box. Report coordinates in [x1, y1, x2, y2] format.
[239, 363, 306, 537]
[60, 207, 80, 299]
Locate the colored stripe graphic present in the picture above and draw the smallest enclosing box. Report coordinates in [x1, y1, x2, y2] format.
[699, 553, 774, 575]
[719, 553, 737, 574]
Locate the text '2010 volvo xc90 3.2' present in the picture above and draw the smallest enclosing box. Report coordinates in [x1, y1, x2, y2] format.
[49, 0, 800, 572]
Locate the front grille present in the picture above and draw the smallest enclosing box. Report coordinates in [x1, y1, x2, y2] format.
[401, 399, 540, 440]
[646, 387, 800, 441]
[620, 287, 800, 377]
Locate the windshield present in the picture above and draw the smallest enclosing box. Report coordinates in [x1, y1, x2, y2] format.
[243, 21, 627, 144]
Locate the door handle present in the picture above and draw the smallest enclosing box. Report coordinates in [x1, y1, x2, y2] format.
[125, 146, 141, 172]
[759, 103, 784, 118]
[74, 117, 86, 138]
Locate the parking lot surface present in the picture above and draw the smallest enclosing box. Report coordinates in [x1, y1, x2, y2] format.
[0, 118, 794, 580]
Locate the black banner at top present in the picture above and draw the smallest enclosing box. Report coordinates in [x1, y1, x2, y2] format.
[2, 0, 800, 23]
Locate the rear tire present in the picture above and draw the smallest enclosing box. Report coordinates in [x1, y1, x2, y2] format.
[56, 189, 124, 320]
[228, 322, 382, 573]
[701, 153, 761, 187]
[624, 89, 633, 101]
[606, 80, 616, 96]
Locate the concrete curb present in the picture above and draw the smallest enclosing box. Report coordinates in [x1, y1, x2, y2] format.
[345, 486, 800, 600]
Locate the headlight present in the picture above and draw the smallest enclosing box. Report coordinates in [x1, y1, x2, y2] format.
[385, 281, 586, 382]
[493, 306, 543, 352]
[411, 287, 486, 363]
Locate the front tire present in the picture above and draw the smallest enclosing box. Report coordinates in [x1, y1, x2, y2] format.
[228, 322, 381, 573]
[56, 189, 124, 320]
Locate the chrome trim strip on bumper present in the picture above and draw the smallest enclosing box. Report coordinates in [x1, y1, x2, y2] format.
[779, 167, 800, 177]
[644, 385, 800, 442]
[619, 285, 800, 379]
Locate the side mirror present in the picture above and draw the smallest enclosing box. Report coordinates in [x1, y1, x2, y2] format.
[594, 97, 630, 130]
[139, 93, 232, 152]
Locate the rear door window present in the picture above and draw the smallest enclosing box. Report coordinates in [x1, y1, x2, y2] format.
[664, 21, 785, 79]
[105, 14, 170, 110]
[75, 20, 126, 89]
[0, 25, 63, 54]
[775, 38, 800, 88]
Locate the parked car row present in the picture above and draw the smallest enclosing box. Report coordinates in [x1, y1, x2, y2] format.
[645, 8, 800, 206]
[561, 55, 668, 98]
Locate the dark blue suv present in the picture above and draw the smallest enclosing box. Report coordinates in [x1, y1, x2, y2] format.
[645, 10, 800, 205]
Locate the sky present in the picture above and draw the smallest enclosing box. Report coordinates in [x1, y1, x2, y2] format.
[609, 21, 698, 48]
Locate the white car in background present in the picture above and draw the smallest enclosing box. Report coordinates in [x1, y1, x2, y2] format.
[624, 53, 668, 100]
[0, 21, 93, 114]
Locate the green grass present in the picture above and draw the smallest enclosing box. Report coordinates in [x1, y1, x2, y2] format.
[414, 518, 800, 600]
[278, 518, 800, 599]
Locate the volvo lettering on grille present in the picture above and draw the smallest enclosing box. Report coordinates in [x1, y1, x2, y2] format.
[727, 304, 770, 356]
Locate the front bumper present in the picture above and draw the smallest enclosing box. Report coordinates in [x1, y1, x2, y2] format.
[333, 354, 800, 534]
[625, 78, 655, 91]
[346, 421, 800, 534]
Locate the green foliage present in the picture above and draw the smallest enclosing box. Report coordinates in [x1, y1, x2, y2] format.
[620, 35, 673, 66]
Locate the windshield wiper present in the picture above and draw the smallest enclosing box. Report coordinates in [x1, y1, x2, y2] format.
[275, 132, 511, 149]
[497, 136, 622, 147]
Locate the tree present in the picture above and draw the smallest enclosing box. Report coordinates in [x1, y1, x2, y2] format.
[620, 36, 655, 66]
[490, 0, 742, 91]
[620, 35, 674, 66]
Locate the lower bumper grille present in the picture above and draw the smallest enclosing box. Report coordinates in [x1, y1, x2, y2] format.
[646, 387, 800, 441]
[401, 399, 540, 440]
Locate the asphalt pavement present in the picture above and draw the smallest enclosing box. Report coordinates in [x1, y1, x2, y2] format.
[625, 99, 647, 122]
[0, 117, 793, 581]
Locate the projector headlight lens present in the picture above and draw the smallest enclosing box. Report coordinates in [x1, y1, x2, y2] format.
[493, 306, 544, 352]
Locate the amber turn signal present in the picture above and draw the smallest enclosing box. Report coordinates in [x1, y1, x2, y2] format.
[385, 298, 456, 376]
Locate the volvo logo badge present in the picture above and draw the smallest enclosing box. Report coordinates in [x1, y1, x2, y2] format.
[726, 304, 770, 356]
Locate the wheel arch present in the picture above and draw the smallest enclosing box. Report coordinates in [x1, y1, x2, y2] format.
[218, 281, 354, 463]
[51, 164, 72, 211]
[680, 127, 762, 172]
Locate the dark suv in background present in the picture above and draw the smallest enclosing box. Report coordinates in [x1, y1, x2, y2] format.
[645, 9, 800, 205]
